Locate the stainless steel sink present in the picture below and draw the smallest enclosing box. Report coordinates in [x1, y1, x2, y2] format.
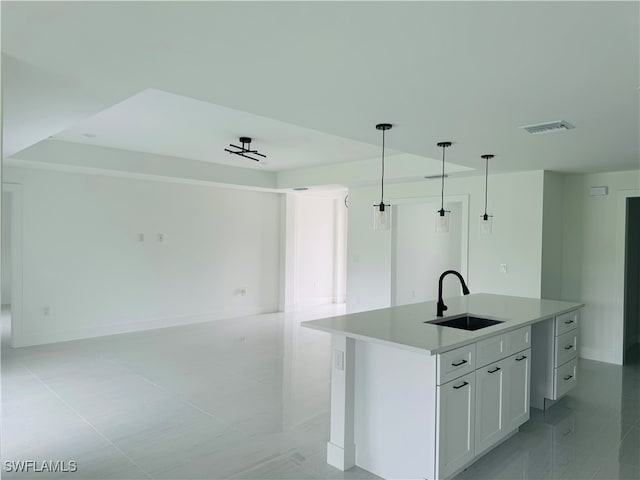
[425, 315, 504, 331]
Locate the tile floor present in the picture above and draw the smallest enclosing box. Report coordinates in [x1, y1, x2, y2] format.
[1, 306, 639, 479]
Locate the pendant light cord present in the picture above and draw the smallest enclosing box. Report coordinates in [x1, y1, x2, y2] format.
[440, 145, 445, 211]
[380, 129, 386, 204]
[484, 157, 489, 215]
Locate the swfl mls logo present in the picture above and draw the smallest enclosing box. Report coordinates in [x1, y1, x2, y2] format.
[4, 460, 78, 473]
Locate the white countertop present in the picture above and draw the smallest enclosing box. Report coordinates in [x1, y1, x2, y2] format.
[302, 293, 583, 355]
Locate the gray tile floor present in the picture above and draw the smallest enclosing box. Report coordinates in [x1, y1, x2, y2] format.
[1, 306, 639, 479]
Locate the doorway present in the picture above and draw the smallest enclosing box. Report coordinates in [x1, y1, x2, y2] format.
[623, 197, 640, 363]
[391, 197, 468, 306]
[1, 190, 12, 346]
[1, 184, 22, 348]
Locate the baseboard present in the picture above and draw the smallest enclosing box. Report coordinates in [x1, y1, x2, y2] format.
[295, 296, 335, 308]
[14, 305, 280, 347]
[579, 348, 621, 365]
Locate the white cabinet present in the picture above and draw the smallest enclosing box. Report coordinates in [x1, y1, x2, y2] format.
[506, 350, 531, 431]
[531, 308, 580, 409]
[436, 373, 476, 479]
[475, 347, 531, 457]
[434, 326, 531, 478]
[475, 358, 507, 454]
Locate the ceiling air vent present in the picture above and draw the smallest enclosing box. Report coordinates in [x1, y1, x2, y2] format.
[520, 120, 574, 135]
[425, 174, 448, 179]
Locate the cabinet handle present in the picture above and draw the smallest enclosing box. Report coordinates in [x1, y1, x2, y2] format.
[564, 319, 574, 324]
[515, 355, 527, 361]
[564, 345, 574, 350]
[453, 381, 469, 390]
[488, 367, 501, 373]
[451, 359, 468, 367]
[564, 374, 573, 381]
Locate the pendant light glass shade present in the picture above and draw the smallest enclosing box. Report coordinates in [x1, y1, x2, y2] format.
[435, 142, 452, 233]
[374, 202, 391, 230]
[373, 123, 392, 231]
[436, 209, 450, 233]
[480, 213, 493, 234]
[479, 154, 495, 235]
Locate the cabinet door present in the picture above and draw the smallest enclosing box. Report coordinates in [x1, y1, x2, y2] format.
[506, 349, 531, 432]
[475, 359, 507, 455]
[436, 372, 475, 479]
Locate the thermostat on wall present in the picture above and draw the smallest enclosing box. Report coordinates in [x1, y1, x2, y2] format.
[590, 186, 608, 196]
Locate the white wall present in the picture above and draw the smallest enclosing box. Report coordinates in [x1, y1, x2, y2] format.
[4, 166, 282, 346]
[560, 170, 640, 364]
[1, 192, 12, 304]
[541, 171, 565, 299]
[346, 170, 545, 312]
[393, 201, 462, 305]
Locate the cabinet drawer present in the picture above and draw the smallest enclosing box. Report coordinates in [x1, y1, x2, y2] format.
[553, 358, 577, 399]
[555, 310, 579, 336]
[476, 334, 507, 368]
[437, 344, 476, 385]
[554, 330, 578, 368]
[506, 326, 531, 356]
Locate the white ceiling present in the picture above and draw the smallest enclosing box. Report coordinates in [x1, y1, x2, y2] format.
[53, 88, 405, 171]
[2, 1, 639, 177]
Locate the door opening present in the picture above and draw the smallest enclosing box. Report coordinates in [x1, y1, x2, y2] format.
[391, 197, 468, 307]
[623, 197, 640, 364]
[1, 190, 12, 347]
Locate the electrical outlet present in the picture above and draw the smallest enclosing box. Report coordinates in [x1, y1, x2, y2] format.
[43, 306, 50, 316]
[240, 287, 248, 296]
[137, 233, 145, 242]
[500, 264, 508, 273]
[157, 233, 164, 242]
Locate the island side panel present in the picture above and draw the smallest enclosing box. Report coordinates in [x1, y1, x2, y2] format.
[354, 339, 437, 480]
[530, 317, 554, 409]
[327, 334, 356, 470]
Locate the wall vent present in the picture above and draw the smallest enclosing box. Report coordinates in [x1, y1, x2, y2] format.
[520, 120, 574, 135]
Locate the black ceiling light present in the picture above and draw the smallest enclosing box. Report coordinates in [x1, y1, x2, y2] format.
[436, 141, 452, 233]
[373, 123, 393, 230]
[480, 154, 495, 234]
[224, 137, 266, 162]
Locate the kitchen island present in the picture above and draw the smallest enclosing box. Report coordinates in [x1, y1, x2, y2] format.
[302, 293, 583, 480]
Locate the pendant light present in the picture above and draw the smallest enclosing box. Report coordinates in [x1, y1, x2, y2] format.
[373, 123, 392, 230]
[480, 154, 494, 234]
[436, 141, 452, 232]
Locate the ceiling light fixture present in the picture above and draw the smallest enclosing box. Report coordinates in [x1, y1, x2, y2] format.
[436, 141, 452, 233]
[224, 137, 266, 162]
[480, 154, 495, 234]
[373, 123, 393, 231]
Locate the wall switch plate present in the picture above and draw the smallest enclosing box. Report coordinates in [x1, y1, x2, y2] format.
[500, 264, 508, 273]
[137, 233, 145, 242]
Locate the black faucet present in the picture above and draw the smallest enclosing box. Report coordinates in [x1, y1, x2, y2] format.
[437, 270, 470, 317]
